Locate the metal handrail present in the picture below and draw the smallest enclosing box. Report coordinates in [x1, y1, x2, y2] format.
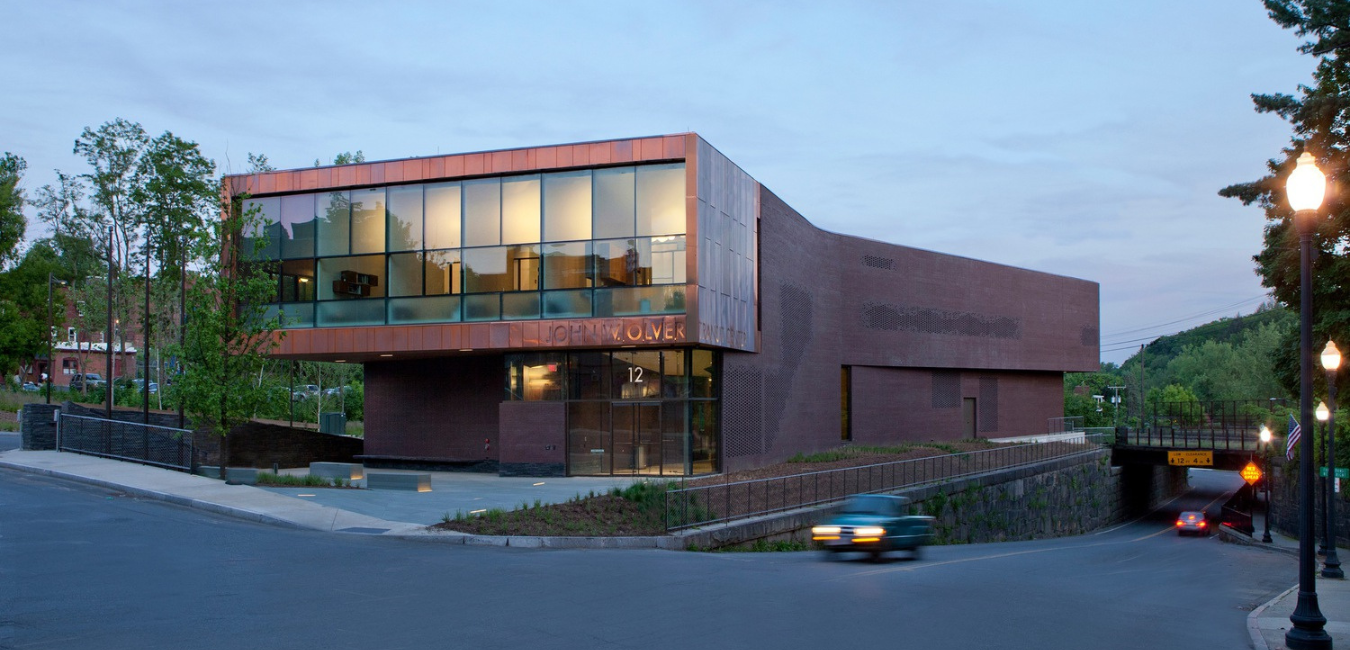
[664, 433, 1108, 531]
[58, 413, 197, 472]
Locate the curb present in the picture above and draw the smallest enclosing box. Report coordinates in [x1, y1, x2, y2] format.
[1217, 524, 1299, 557]
[1247, 584, 1298, 650]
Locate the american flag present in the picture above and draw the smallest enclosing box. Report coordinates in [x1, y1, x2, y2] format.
[1287, 414, 1301, 461]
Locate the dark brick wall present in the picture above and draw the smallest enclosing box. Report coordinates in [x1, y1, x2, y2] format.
[720, 188, 1098, 472]
[363, 354, 503, 462]
[20, 403, 59, 449]
[499, 401, 565, 476]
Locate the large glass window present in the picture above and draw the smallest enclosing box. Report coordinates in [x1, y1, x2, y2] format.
[501, 175, 540, 245]
[463, 245, 540, 293]
[279, 259, 315, 303]
[543, 170, 591, 242]
[543, 241, 592, 290]
[389, 295, 460, 324]
[387, 185, 423, 252]
[351, 188, 386, 254]
[316, 191, 351, 257]
[280, 194, 316, 258]
[636, 163, 685, 236]
[425, 182, 461, 249]
[318, 255, 385, 300]
[242, 197, 281, 259]
[593, 167, 635, 239]
[463, 178, 501, 247]
[424, 249, 461, 295]
[388, 252, 424, 297]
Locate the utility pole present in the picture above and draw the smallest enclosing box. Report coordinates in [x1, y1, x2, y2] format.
[1108, 385, 1126, 429]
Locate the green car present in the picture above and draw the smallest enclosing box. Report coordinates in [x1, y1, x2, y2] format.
[813, 494, 935, 561]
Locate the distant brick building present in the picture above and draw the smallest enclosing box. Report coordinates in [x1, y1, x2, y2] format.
[223, 134, 1099, 477]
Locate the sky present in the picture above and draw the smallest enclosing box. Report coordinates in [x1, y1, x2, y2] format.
[2, 1, 1317, 364]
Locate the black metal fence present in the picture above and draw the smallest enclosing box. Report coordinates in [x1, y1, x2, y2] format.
[57, 413, 197, 472]
[1120, 399, 1290, 452]
[663, 433, 1109, 531]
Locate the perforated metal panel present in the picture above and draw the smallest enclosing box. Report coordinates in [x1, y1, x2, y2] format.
[1080, 326, 1098, 347]
[722, 365, 763, 458]
[763, 283, 813, 451]
[932, 371, 960, 408]
[861, 255, 895, 270]
[979, 377, 998, 433]
[862, 302, 1021, 339]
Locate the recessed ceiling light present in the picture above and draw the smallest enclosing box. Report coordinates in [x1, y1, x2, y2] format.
[334, 360, 346, 363]
[379, 354, 393, 357]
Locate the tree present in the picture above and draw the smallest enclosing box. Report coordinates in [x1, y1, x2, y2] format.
[1220, 0, 1350, 397]
[0, 152, 27, 269]
[315, 151, 364, 167]
[171, 196, 280, 477]
[0, 244, 65, 382]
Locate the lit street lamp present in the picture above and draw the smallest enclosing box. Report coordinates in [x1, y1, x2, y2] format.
[1284, 151, 1332, 649]
[1320, 341, 1343, 578]
[1261, 424, 1274, 544]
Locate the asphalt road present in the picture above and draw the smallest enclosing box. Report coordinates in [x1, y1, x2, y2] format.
[0, 465, 1292, 650]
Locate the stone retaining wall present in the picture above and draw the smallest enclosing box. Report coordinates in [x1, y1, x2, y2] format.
[680, 450, 1188, 550]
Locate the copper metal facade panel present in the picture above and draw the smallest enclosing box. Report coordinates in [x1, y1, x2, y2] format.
[693, 137, 758, 353]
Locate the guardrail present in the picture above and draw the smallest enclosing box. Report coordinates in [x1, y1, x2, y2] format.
[57, 413, 197, 472]
[663, 433, 1109, 531]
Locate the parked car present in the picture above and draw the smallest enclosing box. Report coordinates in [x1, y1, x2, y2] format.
[1176, 511, 1208, 536]
[322, 386, 353, 398]
[131, 378, 159, 394]
[813, 494, 935, 561]
[291, 384, 320, 401]
[68, 373, 106, 391]
[21, 382, 40, 392]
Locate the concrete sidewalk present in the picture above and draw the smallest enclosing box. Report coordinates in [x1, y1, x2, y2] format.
[1224, 506, 1350, 649]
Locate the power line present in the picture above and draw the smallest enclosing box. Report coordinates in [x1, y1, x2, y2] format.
[1100, 295, 1269, 344]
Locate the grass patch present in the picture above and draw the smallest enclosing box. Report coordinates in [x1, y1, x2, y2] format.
[0, 391, 42, 413]
[788, 444, 917, 463]
[708, 539, 810, 553]
[254, 472, 351, 488]
[432, 480, 677, 537]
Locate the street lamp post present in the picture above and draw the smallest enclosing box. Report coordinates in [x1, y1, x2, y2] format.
[1262, 424, 1274, 544]
[1320, 342, 1343, 578]
[45, 274, 67, 405]
[1316, 400, 1331, 558]
[1285, 151, 1332, 649]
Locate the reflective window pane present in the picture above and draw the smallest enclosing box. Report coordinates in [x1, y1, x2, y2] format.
[543, 289, 592, 319]
[636, 163, 686, 237]
[650, 236, 686, 284]
[568, 352, 609, 400]
[387, 185, 423, 252]
[612, 351, 662, 400]
[463, 293, 501, 321]
[279, 259, 315, 303]
[316, 191, 351, 257]
[463, 178, 501, 247]
[662, 401, 688, 476]
[424, 249, 461, 295]
[691, 349, 715, 398]
[568, 401, 610, 475]
[594, 286, 685, 317]
[690, 400, 717, 474]
[463, 245, 539, 293]
[317, 299, 384, 327]
[593, 238, 650, 287]
[593, 166, 635, 239]
[543, 241, 592, 290]
[506, 353, 566, 401]
[502, 292, 541, 320]
[661, 350, 688, 398]
[280, 194, 316, 259]
[317, 255, 385, 300]
[543, 170, 591, 242]
[389, 295, 461, 324]
[242, 197, 281, 260]
[388, 252, 423, 297]
[425, 182, 462, 249]
[267, 302, 314, 328]
[501, 175, 540, 245]
[350, 188, 386, 254]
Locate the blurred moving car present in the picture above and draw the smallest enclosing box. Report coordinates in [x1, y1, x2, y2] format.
[1176, 511, 1208, 536]
[813, 494, 935, 561]
[21, 382, 40, 392]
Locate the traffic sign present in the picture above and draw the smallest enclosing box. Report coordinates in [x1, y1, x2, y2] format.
[1241, 462, 1263, 485]
[1318, 466, 1349, 479]
[1168, 451, 1214, 467]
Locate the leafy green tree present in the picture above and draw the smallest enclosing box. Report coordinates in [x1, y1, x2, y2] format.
[316, 151, 364, 167]
[0, 244, 64, 381]
[1220, 0, 1350, 397]
[171, 196, 280, 477]
[0, 152, 27, 269]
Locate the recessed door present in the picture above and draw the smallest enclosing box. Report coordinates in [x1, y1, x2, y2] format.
[962, 398, 977, 438]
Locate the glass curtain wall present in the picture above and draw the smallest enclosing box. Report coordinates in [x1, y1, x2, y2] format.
[505, 348, 717, 476]
[248, 163, 686, 328]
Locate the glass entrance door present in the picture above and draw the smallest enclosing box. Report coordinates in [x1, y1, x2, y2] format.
[612, 402, 661, 475]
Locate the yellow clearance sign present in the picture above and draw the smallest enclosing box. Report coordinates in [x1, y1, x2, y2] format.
[1168, 451, 1214, 467]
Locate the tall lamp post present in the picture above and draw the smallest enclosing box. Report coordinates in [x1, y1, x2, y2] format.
[45, 274, 67, 405]
[1262, 424, 1274, 544]
[1316, 400, 1331, 557]
[1285, 151, 1332, 649]
[1320, 342, 1344, 578]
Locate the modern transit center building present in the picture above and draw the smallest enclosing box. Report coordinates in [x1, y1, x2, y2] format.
[224, 134, 1099, 477]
